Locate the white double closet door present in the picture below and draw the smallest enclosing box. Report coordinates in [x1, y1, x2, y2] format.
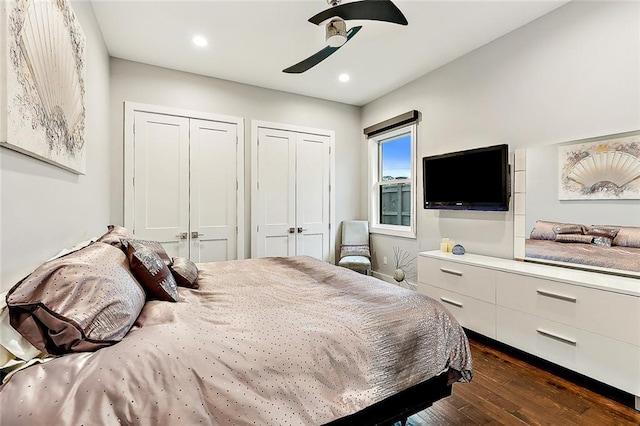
[125, 106, 243, 263]
[252, 124, 332, 261]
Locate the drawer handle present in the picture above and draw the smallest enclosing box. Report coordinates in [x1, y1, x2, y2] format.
[440, 267, 463, 277]
[440, 297, 463, 308]
[536, 290, 577, 303]
[536, 329, 577, 346]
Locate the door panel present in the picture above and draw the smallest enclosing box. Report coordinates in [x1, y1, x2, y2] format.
[296, 134, 330, 260]
[255, 128, 296, 257]
[299, 234, 324, 260]
[133, 111, 189, 258]
[265, 235, 291, 257]
[198, 239, 228, 263]
[190, 119, 238, 262]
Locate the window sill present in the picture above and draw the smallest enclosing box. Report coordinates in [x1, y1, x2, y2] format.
[370, 224, 416, 239]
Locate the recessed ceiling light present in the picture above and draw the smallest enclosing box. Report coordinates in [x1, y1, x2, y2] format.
[192, 35, 208, 47]
[338, 73, 350, 82]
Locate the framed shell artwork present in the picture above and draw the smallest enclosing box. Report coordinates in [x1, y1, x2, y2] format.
[558, 132, 640, 200]
[2, 0, 86, 174]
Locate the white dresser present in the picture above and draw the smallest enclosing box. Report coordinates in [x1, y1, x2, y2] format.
[417, 250, 640, 410]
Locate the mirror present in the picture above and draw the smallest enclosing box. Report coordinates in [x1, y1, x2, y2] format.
[513, 130, 640, 278]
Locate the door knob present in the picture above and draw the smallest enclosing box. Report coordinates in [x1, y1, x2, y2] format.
[297, 227, 308, 233]
[288, 227, 296, 234]
[175, 232, 188, 240]
[191, 231, 204, 239]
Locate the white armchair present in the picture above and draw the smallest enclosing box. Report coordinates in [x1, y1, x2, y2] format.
[338, 220, 371, 275]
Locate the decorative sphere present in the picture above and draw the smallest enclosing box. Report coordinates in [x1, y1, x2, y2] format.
[452, 244, 466, 255]
[393, 268, 405, 282]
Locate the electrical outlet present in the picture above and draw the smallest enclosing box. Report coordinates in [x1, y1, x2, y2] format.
[383, 256, 387, 265]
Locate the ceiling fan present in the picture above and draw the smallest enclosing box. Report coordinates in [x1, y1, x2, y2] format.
[283, 0, 408, 74]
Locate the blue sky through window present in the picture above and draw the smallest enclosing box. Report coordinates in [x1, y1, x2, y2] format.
[381, 134, 411, 179]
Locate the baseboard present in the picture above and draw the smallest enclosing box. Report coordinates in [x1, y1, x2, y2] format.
[371, 270, 394, 283]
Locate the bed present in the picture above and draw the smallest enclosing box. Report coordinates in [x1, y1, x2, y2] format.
[525, 221, 640, 273]
[0, 228, 472, 425]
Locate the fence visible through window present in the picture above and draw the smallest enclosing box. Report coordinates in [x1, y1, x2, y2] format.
[380, 183, 411, 226]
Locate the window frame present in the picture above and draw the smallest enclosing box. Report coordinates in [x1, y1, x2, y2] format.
[368, 123, 417, 239]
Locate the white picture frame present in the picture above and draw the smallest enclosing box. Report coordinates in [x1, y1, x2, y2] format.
[1, 0, 86, 174]
[558, 132, 640, 200]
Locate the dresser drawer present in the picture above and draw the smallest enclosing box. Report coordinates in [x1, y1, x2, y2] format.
[496, 272, 640, 346]
[418, 257, 496, 303]
[417, 282, 496, 338]
[497, 307, 640, 396]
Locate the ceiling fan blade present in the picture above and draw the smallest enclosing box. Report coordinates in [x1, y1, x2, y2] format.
[283, 26, 362, 74]
[309, 0, 408, 26]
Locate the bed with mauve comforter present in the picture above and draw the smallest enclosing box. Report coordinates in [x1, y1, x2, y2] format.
[1, 255, 472, 425]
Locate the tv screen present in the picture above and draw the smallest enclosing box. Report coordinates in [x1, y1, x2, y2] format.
[423, 144, 510, 211]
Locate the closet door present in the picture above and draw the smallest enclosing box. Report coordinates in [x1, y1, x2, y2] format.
[132, 111, 190, 258]
[127, 105, 243, 262]
[296, 133, 330, 261]
[190, 119, 238, 262]
[252, 125, 331, 260]
[254, 127, 297, 257]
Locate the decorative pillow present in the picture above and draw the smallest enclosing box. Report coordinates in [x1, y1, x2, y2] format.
[593, 225, 640, 248]
[120, 239, 171, 266]
[1, 291, 42, 362]
[170, 257, 199, 289]
[123, 241, 179, 302]
[530, 220, 584, 240]
[592, 236, 613, 247]
[553, 224, 585, 235]
[96, 225, 134, 249]
[6, 243, 145, 355]
[340, 244, 371, 258]
[585, 226, 619, 239]
[555, 234, 593, 244]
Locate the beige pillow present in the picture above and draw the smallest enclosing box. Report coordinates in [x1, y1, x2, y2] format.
[555, 234, 593, 244]
[121, 239, 172, 266]
[553, 224, 585, 235]
[592, 236, 614, 247]
[6, 243, 145, 355]
[585, 226, 619, 239]
[96, 225, 134, 249]
[530, 220, 585, 240]
[340, 244, 371, 258]
[593, 225, 640, 248]
[123, 241, 179, 302]
[170, 257, 199, 288]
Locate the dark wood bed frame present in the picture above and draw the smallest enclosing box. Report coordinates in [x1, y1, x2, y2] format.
[324, 370, 452, 426]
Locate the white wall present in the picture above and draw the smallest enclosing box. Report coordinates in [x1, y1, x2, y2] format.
[109, 59, 362, 258]
[0, 1, 112, 291]
[361, 1, 640, 279]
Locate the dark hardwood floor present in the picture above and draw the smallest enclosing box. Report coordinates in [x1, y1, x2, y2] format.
[405, 335, 640, 425]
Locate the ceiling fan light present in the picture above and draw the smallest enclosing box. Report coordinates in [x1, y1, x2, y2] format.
[327, 33, 347, 47]
[326, 19, 347, 47]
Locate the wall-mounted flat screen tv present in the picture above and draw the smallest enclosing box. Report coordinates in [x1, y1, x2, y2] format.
[423, 144, 510, 211]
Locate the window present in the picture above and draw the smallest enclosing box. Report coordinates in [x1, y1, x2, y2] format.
[368, 124, 416, 238]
